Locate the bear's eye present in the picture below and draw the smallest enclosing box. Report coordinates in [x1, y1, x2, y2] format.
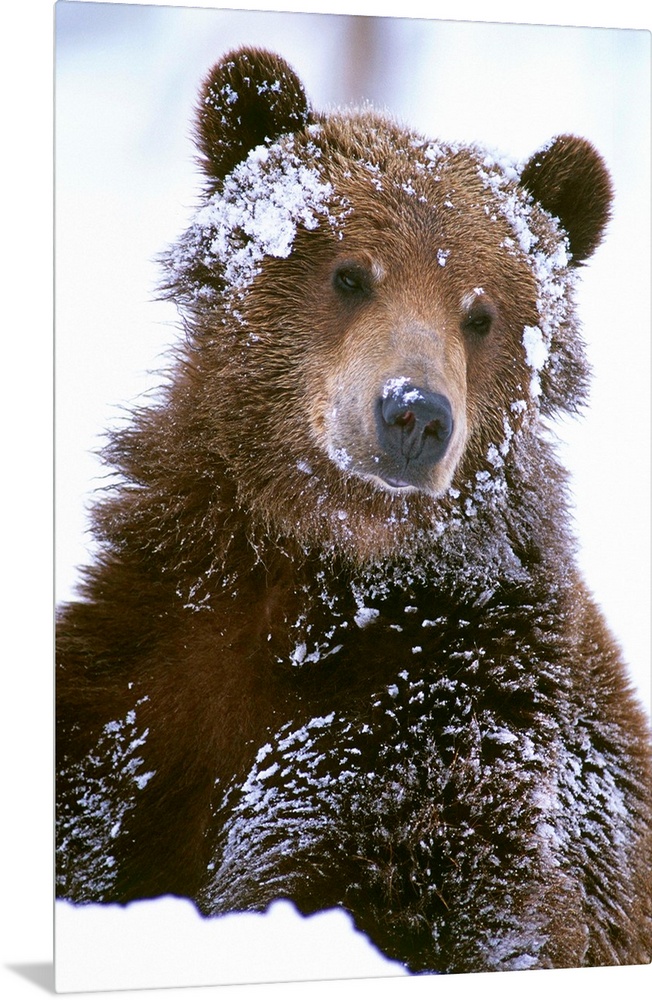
[333, 263, 371, 297]
[461, 302, 495, 338]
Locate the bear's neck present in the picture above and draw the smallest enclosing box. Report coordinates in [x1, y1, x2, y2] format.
[254, 429, 575, 603]
[97, 417, 576, 617]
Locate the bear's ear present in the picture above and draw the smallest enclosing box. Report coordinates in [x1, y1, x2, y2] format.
[195, 47, 311, 184]
[519, 135, 613, 265]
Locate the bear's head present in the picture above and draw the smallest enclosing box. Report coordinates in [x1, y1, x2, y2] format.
[164, 48, 612, 563]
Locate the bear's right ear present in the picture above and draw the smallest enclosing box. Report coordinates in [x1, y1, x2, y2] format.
[518, 135, 613, 265]
[195, 48, 311, 184]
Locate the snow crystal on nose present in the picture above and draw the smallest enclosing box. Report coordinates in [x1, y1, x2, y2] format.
[381, 378, 424, 404]
[382, 376, 410, 398]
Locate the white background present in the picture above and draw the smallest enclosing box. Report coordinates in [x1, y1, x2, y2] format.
[2, 1, 650, 998]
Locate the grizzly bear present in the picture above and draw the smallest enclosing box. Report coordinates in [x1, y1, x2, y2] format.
[56, 47, 652, 974]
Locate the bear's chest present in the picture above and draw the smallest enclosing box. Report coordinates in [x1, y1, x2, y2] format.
[200, 600, 569, 918]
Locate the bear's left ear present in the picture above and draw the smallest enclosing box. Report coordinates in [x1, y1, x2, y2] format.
[519, 135, 613, 265]
[195, 47, 311, 185]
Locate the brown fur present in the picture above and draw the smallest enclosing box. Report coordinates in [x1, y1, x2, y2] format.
[57, 49, 651, 974]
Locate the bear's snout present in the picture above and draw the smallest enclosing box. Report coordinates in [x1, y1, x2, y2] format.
[375, 381, 454, 488]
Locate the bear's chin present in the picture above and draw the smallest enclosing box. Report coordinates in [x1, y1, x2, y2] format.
[352, 458, 458, 501]
[366, 473, 437, 496]
[375, 478, 419, 493]
[265, 479, 450, 566]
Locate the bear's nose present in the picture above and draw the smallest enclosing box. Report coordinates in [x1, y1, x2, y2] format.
[375, 383, 453, 486]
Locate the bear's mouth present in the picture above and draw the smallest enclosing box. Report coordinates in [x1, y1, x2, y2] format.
[362, 469, 439, 496]
[375, 474, 418, 492]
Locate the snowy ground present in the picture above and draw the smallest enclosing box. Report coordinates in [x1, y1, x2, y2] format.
[3, 2, 650, 998]
[55, 897, 407, 991]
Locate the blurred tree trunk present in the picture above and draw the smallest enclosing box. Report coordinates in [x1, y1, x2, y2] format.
[338, 15, 393, 107]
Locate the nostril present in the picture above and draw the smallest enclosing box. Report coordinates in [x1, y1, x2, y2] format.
[381, 386, 453, 440]
[393, 409, 415, 429]
[381, 395, 416, 430]
[425, 410, 453, 442]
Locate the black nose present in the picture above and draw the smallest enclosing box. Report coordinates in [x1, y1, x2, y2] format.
[375, 383, 453, 486]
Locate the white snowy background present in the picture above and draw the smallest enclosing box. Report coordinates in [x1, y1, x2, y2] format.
[2, 1, 650, 999]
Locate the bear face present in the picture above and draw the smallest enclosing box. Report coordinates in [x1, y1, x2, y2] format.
[163, 49, 611, 565]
